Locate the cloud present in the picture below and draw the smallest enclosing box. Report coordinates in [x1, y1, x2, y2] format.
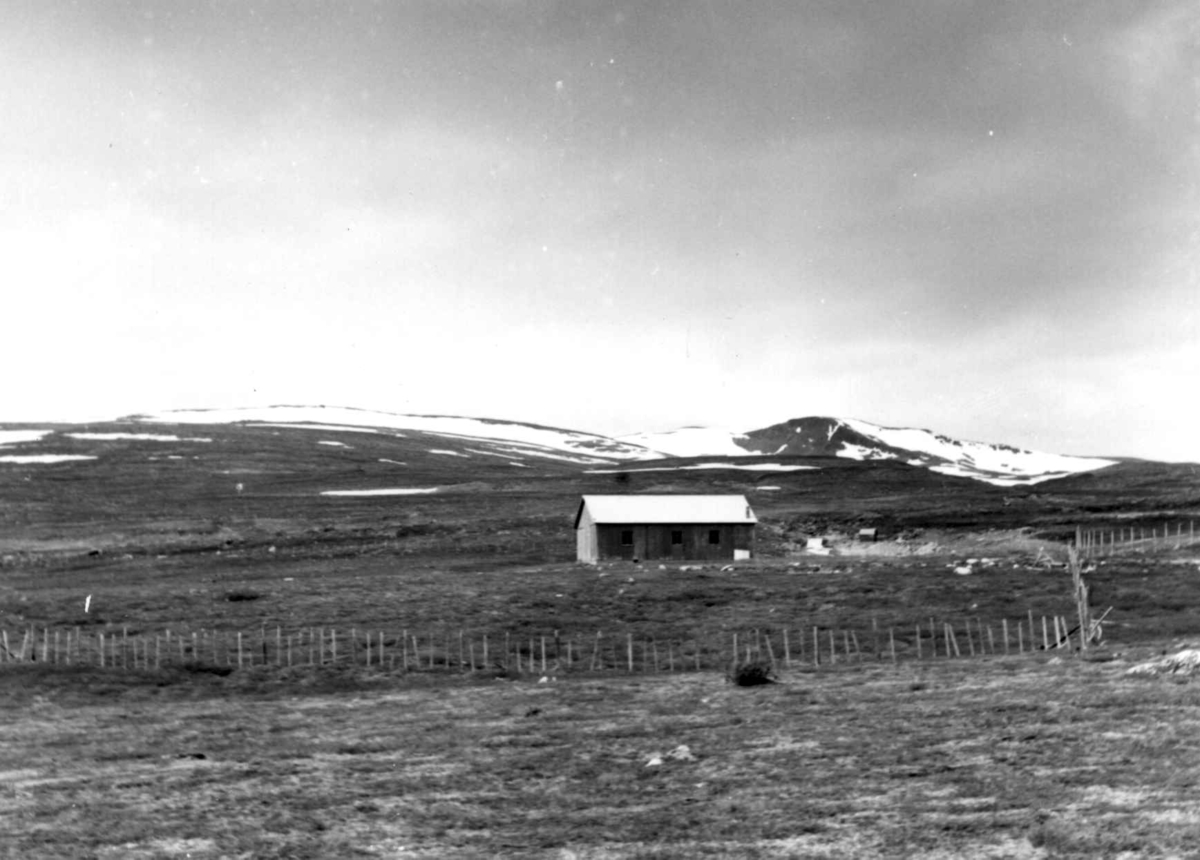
[1103, 3, 1200, 130]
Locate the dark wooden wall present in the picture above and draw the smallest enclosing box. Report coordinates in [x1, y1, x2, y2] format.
[593, 523, 754, 561]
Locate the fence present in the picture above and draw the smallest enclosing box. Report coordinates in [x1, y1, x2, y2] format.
[1075, 521, 1197, 557]
[0, 613, 1099, 676]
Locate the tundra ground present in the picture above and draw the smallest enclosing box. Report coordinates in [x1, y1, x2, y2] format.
[3, 654, 1199, 859]
[2, 424, 1198, 857]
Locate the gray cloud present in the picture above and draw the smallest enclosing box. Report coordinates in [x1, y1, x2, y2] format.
[2, 0, 1196, 459]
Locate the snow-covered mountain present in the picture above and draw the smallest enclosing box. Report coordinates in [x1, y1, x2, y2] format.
[124, 406, 1116, 486]
[625, 416, 1115, 486]
[131, 405, 662, 465]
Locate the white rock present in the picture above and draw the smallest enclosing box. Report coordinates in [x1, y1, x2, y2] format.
[667, 744, 695, 762]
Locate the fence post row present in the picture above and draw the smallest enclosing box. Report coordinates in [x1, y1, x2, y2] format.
[0, 611, 1105, 673]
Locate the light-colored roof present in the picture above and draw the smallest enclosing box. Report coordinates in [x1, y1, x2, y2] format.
[577, 495, 757, 526]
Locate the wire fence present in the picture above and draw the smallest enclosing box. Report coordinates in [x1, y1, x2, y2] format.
[1074, 520, 1197, 557]
[0, 612, 1102, 676]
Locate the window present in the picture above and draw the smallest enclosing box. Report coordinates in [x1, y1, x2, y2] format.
[620, 530, 634, 547]
[671, 530, 683, 545]
[708, 529, 721, 545]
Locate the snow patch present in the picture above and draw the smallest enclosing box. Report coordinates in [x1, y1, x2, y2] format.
[842, 417, 1115, 481]
[318, 440, 349, 448]
[66, 432, 212, 442]
[258, 423, 381, 434]
[321, 488, 439, 496]
[429, 449, 468, 457]
[0, 454, 98, 464]
[839, 444, 887, 460]
[616, 426, 750, 457]
[0, 430, 54, 446]
[587, 463, 817, 474]
[464, 447, 526, 460]
[137, 406, 654, 460]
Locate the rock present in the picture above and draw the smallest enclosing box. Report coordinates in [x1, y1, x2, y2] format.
[1126, 649, 1200, 676]
[667, 744, 695, 762]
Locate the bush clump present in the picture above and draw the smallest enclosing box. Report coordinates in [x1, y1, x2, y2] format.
[728, 660, 777, 687]
[224, 590, 261, 602]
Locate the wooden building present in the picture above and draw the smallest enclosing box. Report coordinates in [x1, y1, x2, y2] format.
[574, 495, 756, 564]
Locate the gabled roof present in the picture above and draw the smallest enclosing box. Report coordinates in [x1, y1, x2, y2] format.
[575, 494, 757, 528]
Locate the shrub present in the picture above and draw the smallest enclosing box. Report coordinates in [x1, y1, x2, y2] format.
[728, 660, 776, 686]
[224, 590, 261, 602]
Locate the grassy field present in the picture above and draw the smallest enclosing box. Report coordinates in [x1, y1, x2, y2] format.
[2, 422, 1199, 857]
[4, 654, 1200, 859]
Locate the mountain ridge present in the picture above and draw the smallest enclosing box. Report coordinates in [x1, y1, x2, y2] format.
[98, 405, 1120, 487]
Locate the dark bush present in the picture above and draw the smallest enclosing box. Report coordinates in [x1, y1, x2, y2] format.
[224, 590, 261, 602]
[728, 660, 776, 687]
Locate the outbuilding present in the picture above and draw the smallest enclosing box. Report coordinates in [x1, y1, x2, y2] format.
[574, 495, 756, 564]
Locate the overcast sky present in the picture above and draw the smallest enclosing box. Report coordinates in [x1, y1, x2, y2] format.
[4, 1, 1197, 460]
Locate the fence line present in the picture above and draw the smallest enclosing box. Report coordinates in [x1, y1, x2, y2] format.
[0, 613, 1098, 676]
[1074, 520, 1196, 557]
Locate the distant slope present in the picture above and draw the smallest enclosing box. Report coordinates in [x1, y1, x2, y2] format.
[623, 416, 1116, 487]
[45, 405, 1122, 486]
[130, 405, 662, 465]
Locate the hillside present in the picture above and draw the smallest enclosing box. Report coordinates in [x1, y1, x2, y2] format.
[626, 416, 1118, 486]
[0, 410, 1194, 566]
[126, 406, 1126, 486]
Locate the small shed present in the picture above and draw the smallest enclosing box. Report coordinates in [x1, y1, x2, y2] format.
[574, 495, 756, 564]
[857, 528, 878, 542]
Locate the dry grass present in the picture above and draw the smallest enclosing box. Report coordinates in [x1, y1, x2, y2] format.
[3, 656, 1199, 858]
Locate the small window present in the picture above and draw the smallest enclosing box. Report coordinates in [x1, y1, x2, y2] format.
[671, 530, 683, 545]
[708, 529, 721, 545]
[620, 530, 634, 547]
